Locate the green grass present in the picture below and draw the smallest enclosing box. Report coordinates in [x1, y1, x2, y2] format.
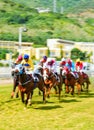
[0, 78, 94, 130]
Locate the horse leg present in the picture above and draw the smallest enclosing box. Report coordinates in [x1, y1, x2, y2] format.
[86, 82, 89, 93]
[38, 90, 41, 95]
[70, 86, 74, 95]
[58, 84, 62, 100]
[28, 90, 33, 106]
[76, 82, 81, 95]
[81, 84, 84, 92]
[42, 87, 46, 103]
[16, 87, 19, 98]
[65, 85, 69, 93]
[21, 92, 25, 103]
[11, 78, 18, 98]
[46, 87, 51, 98]
[54, 86, 58, 94]
[25, 93, 31, 107]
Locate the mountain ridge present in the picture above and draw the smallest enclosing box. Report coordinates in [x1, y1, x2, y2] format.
[0, 0, 94, 45]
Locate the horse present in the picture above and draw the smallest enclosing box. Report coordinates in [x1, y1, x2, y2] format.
[62, 67, 81, 95]
[13, 64, 46, 107]
[80, 72, 90, 92]
[11, 63, 20, 98]
[43, 67, 62, 100]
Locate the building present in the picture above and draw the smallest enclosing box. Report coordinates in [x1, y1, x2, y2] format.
[35, 47, 48, 60]
[1, 40, 94, 61]
[75, 42, 94, 53]
[36, 7, 51, 13]
[75, 42, 94, 62]
[47, 39, 75, 58]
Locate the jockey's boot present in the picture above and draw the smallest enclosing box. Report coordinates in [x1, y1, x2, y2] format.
[75, 72, 79, 79]
[34, 77, 39, 82]
[32, 74, 39, 82]
[71, 72, 76, 78]
[54, 73, 60, 82]
[71, 72, 78, 79]
[57, 77, 60, 82]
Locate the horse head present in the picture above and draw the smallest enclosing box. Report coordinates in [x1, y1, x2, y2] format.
[12, 64, 26, 76]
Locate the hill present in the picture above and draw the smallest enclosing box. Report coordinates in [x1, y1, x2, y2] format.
[0, 0, 94, 46]
[12, 0, 94, 14]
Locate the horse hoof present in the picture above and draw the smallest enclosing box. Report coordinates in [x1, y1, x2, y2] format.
[43, 100, 46, 104]
[24, 107, 27, 110]
[11, 95, 13, 98]
[16, 94, 19, 98]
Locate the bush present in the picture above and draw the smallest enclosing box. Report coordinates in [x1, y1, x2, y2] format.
[0, 63, 4, 67]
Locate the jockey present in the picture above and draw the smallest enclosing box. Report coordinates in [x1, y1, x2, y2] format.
[60, 57, 66, 68]
[11, 55, 23, 98]
[66, 58, 79, 79]
[43, 58, 56, 72]
[15, 55, 23, 65]
[66, 58, 75, 71]
[21, 54, 38, 82]
[44, 58, 60, 82]
[39, 55, 47, 67]
[75, 59, 86, 79]
[11, 55, 23, 68]
[11, 55, 23, 75]
[21, 54, 34, 71]
[75, 59, 84, 72]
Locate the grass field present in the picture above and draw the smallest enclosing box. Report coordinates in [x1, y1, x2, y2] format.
[0, 77, 94, 130]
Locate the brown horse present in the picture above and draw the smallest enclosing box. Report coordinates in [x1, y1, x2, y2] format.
[43, 68, 62, 100]
[13, 64, 46, 107]
[80, 72, 90, 92]
[11, 64, 20, 98]
[62, 68, 81, 95]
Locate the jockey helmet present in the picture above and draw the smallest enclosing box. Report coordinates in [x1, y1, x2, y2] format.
[43, 56, 47, 60]
[24, 54, 29, 59]
[67, 58, 72, 64]
[18, 55, 23, 61]
[51, 59, 55, 64]
[47, 58, 52, 65]
[76, 58, 80, 62]
[61, 58, 66, 62]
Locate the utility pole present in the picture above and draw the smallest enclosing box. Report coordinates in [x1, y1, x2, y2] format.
[61, 7, 64, 14]
[53, 0, 57, 13]
[18, 27, 27, 55]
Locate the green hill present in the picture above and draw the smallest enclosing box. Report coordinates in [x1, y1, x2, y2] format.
[0, 0, 94, 46]
[11, 0, 94, 14]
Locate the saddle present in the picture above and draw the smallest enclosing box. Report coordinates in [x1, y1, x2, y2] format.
[71, 71, 79, 79]
[54, 72, 60, 82]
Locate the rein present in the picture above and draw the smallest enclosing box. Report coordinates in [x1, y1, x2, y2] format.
[18, 73, 33, 86]
[19, 79, 32, 86]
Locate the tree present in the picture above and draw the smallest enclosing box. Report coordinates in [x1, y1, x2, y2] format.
[71, 48, 87, 61]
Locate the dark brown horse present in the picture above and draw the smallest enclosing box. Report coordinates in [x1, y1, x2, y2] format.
[11, 64, 20, 98]
[43, 68, 62, 100]
[13, 64, 46, 107]
[62, 68, 81, 95]
[80, 72, 90, 92]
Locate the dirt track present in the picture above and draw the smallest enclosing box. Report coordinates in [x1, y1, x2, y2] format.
[0, 78, 13, 85]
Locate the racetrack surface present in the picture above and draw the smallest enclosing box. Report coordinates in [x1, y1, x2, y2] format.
[0, 78, 13, 85]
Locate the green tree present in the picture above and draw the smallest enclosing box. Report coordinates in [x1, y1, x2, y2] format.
[71, 48, 87, 61]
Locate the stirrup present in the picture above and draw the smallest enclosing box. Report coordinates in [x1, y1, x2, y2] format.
[58, 78, 60, 82]
[34, 77, 39, 82]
